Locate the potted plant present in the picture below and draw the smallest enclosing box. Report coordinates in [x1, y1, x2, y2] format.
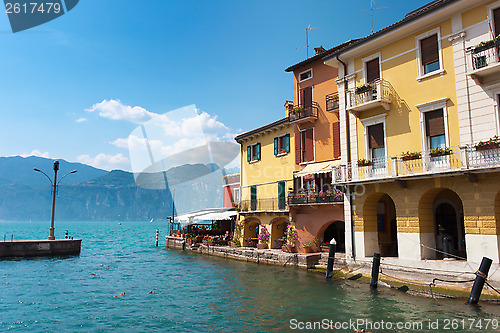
[320, 242, 330, 252]
[302, 242, 313, 253]
[357, 158, 373, 167]
[475, 136, 500, 151]
[355, 83, 372, 94]
[473, 39, 496, 53]
[231, 221, 243, 247]
[430, 147, 452, 157]
[401, 151, 422, 161]
[282, 224, 298, 253]
[257, 225, 270, 249]
[312, 237, 320, 252]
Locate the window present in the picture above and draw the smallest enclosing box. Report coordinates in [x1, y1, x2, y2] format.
[494, 7, 500, 37]
[416, 97, 449, 154]
[366, 57, 380, 83]
[300, 86, 313, 107]
[332, 121, 341, 159]
[246, 143, 261, 163]
[231, 188, 240, 205]
[421, 34, 440, 74]
[277, 181, 286, 210]
[299, 128, 314, 163]
[250, 186, 257, 211]
[425, 109, 446, 150]
[416, 28, 443, 80]
[367, 123, 385, 168]
[298, 69, 312, 82]
[274, 134, 290, 156]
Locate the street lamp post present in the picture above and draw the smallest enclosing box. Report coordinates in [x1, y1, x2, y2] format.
[34, 161, 77, 240]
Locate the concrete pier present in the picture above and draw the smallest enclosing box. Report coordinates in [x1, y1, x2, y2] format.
[0, 239, 82, 257]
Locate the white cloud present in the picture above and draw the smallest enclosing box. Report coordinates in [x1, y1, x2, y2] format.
[76, 153, 129, 171]
[76, 118, 88, 123]
[20, 150, 50, 158]
[86, 99, 157, 124]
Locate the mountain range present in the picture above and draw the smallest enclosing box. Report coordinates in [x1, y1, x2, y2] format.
[0, 156, 239, 222]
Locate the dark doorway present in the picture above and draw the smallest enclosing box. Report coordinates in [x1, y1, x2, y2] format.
[324, 221, 345, 252]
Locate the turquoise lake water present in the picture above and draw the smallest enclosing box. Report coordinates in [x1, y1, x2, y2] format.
[0, 221, 499, 332]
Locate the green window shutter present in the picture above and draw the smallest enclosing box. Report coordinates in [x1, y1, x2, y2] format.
[256, 143, 261, 160]
[247, 146, 251, 162]
[274, 137, 278, 156]
[284, 134, 290, 153]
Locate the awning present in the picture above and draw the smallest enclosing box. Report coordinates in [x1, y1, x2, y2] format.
[174, 208, 237, 226]
[294, 160, 341, 177]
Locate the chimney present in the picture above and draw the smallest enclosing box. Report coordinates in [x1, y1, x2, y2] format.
[284, 100, 294, 112]
[314, 46, 326, 56]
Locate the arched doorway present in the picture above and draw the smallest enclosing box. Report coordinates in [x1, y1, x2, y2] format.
[433, 189, 465, 259]
[270, 218, 287, 249]
[323, 221, 345, 252]
[376, 194, 398, 257]
[243, 218, 260, 247]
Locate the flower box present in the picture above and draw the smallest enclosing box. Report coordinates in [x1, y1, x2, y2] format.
[257, 243, 268, 249]
[401, 155, 421, 161]
[303, 246, 313, 253]
[476, 143, 500, 151]
[282, 245, 297, 253]
[473, 40, 495, 53]
[320, 245, 330, 252]
[355, 85, 372, 94]
[358, 162, 373, 167]
[430, 151, 451, 158]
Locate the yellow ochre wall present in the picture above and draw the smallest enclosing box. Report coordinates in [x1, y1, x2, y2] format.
[353, 19, 460, 160]
[240, 124, 295, 202]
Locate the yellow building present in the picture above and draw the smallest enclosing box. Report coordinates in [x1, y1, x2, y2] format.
[318, 0, 500, 272]
[235, 118, 294, 249]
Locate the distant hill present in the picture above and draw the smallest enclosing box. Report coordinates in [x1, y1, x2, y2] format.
[0, 156, 231, 221]
[0, 156, 108, 189]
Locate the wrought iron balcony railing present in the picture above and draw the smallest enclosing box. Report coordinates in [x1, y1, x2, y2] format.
[288, 192, 343, 206]
[326, 92, 339, 112]
[288, 102, 319, 124]
[239, 198, 287, 212]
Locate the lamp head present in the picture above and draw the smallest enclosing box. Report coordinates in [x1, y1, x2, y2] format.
[53, 161, 59, 171]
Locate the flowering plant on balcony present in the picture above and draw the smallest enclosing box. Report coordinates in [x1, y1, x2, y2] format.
[297, 189, 307, 198]
[285, 224, 299, 247]
[401, 151, 422, 161]
[430, 147, 452, 157]
[355, 83, 372, 94]
[475, 135, 500, 150]
[473, 38, 500, 53]
[258, 225, 270, 244]
[290, 106, 304, 114]
[357, 158, 373, 167]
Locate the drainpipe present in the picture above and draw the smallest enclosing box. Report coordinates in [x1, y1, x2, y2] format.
[336, 54, 356, 261]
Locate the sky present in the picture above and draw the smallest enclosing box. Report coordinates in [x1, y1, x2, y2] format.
[0, 0, 431, 171]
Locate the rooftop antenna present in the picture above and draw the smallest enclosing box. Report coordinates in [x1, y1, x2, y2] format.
[363, 0, 389, 33]
[296, 24, 319, 59]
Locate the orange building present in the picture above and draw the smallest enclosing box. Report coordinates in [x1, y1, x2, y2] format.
[284, 43, 357, 251]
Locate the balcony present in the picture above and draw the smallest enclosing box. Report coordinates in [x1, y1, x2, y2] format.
[347, 79, 392, 113]
[468, 40, 500, 83]
[239, 198, 287, 213]
[288, 190, 343, 206]
[333, 145, 500, 185]
[288, 102, 319, 124]
[326, 92, 339, 112]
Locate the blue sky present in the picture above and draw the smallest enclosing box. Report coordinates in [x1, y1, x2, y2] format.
[0, 0, 430, 171]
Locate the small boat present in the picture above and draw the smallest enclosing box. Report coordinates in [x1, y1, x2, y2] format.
[150, 218, 153, 223]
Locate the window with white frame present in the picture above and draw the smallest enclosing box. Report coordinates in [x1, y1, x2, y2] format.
[416, 28, 443, 80]
[488, 2, 500, 38]
[361, 115, 386, 169]
[362, 53, 381, 83]
[231, 188, 240, 204]
[416, 98, 449, 153]
[298, 68, 312, 82]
